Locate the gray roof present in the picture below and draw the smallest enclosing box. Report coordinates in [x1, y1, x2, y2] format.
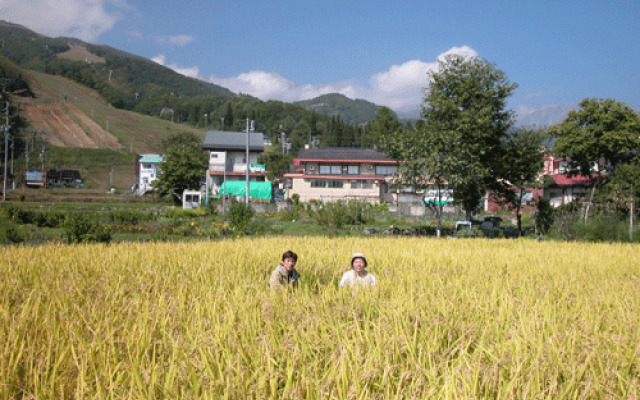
[202, 130, 265, 151]
[296, 147, 393, 161]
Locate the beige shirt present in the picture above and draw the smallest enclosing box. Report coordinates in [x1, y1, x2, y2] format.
[268, 264, 300, 288]
[338, 270, 376, 287]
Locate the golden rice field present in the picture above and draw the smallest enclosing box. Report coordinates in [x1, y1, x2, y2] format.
[1, 237, 639, 399]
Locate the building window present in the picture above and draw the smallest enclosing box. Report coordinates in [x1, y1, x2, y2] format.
[375, 165, 397, 175]
[319, 165, 342, 175]
[311, 179, 327, 188]
[362, 180, 373, 189]
[328, 180, 344, 188]
[347, 165, 359, 175]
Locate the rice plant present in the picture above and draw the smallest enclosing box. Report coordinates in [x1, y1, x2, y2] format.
[1, 238, 639, 399]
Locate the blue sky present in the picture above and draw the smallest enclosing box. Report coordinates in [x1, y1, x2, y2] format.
[2, 0, 639, 115]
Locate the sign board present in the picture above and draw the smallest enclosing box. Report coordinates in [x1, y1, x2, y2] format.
[25, 170, 47, 186]
[250, 164, 266, 172]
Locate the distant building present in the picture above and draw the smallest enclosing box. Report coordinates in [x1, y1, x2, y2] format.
[202, 130, 267, 197]
[136, 154, 164, 195]
[283, 147, 398, 203]
[485, 154, 592, 211]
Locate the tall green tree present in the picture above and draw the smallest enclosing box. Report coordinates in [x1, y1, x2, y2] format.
[367, 106, 403, 150]
[154, 132, 208, 204]
[493, 128, 546, 235]
[222, 101, 234, 129]
[418, 55, 518, 219]
[550, 98, 640, 221]
[259, 151, 293, 181]
[607, 157, 640, 241]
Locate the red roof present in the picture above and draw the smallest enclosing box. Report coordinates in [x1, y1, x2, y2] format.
[283, 173, 390, 181]
[550, 174, 592, 186]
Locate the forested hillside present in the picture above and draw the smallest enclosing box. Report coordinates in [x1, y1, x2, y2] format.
[295, 93, 380, 125]
[0, 21, 382, 154]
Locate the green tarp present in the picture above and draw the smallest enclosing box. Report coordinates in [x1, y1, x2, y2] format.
[215, 181, 272, 200]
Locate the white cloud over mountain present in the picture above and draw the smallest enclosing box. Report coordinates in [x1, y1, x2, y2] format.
[158, 45, 479, 112]
[0, 0, 123, 42]
[152, 54, 200, 78]
[155, 34, 195, 47]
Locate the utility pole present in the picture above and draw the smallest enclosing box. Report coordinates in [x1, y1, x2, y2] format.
[2, 126, 7, 201]
[281, 131, 287, 154]
[245, 119, 254, 205]
[40, 135, 46, 170]
[10, 134, 14, 189]
[24, 131, 29, 170]
[2, 101, 9, 200]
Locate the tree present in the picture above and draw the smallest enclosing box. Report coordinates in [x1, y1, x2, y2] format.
[259, 151, 293, 181]
[607, 157, 640, 241]
[550, 98, 640, 221]
[222, 101, 234, 129]
[404, 55, 518, 220]
[154, 132, 208, 204]
[492, 128, 546, 235]
[366, 106, 403, 150]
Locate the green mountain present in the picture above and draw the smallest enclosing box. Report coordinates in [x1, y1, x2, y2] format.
[0, 21, 379, 190]
[295, 93, 380, 125]
[0, 20, 234, 109]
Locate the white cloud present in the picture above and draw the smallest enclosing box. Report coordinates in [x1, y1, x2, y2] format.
[155, 45, 479, 112]
[156, 34, 196, 47]
[168, 34, 195, 46]
[152, 54, 199, 78]
[127, 30, 144, 40]
[0, 0, 125, 42]
[151, 54, 166, 65]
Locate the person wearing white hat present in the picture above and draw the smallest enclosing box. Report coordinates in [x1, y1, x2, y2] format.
[338, 252, 376, 288]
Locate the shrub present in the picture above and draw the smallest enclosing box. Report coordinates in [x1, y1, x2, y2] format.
[108, 210, 154, 226]
[165, 208, 207, 221]
[456, 227, 483, 238]
[34, 211, 65, 228]
[63, 213, 111, 244]
[228, 202, 254, 234]
[345, 201, 373, 225]
[313, 201, 350, 233]
[535, 197, 554, 234]
[572, 215, 628, 242]
[3, 207, 35, 225]
[0, 223, 23, 244]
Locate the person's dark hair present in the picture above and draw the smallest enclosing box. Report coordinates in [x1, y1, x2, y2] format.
[282, 250, 298, 263]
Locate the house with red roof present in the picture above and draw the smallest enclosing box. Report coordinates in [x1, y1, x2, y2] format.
[283, 147, 398, 203]
[485, 154, 593, 211]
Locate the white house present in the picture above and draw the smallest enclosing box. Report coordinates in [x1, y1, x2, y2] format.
[136, 154, 164, 195]
[201, 130, 267, 197]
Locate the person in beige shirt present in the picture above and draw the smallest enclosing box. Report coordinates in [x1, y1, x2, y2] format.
[269, 250, 300, 288]
[338, 252, 376, 288]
